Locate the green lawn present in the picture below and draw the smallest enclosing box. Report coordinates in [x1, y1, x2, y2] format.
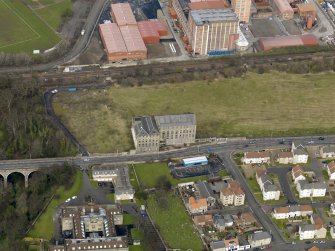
[54, 72, 335, 153]
[129, 229, 145, 251]
[134, 163, 207, 189]
[35, 0, 72, 30]
[0, 0, 62, 53]
[28, 170, 83, 240]
[147, 192, 203, 250]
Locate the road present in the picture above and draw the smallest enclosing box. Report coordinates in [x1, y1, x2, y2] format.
[0, 0, 108, 74]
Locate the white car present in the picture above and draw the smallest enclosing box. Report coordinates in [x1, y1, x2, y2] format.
[83, 158, 90, 162]
[51, 89, 58, 94]
[65, 198, 71, 203]
[72, 196, 77, 200]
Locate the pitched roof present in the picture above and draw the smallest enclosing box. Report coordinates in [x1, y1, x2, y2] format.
[154, 113, 196, 127]
[133, 116, 159, 137]
[197, 181, 215, 199]
[292, 165, 305, 178]
[256, 169, 266, 178]
[308, 246, 320, 251]
[321, 145, 335, 154]
[328, 161, 335, 174]
[221, 187, 234, 196]
[259, 174, 273, 185]
[224, 238, 239, 248]
[311, 214, 324, 229]
[245, 151, 270, 159]
[228, 180, 245, 196]
[240, 212, 256, 223]
[249, 231, 271, 241]
[264, 184, 279, 192]
[188, 197, 207, 209]
[292, 144, 308, 156]
[193, 214, 212, 224]
[213, 214, 225, 226]
[300, 224, 315, 232]
[278, 151, 293, 158]
[274, 207, 289, 214]
[300, 205, 313, 212]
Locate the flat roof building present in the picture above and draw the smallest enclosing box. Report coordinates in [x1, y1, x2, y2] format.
[188, 9, 239, 55]
[111, 3, 137, 26]
[92, 164, 135, 201]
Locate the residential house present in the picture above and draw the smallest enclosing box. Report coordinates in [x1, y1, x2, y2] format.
[196, 181, 216, 207]
[237, 212, 257, 227]
[299, 224, 316, 240]
[320, 145, 335, 158]
[272, 205, 313, 219]
[311, 214, 327, 239]
[243, 151, 271, 164]
[213, 214, 226, 232]
[210, 240, 225, 251]
[248, 231, 271, 248]
[223, 214, 234, 227]
[188, 197, 207, 214]
[330, 203, 335, 215]
[224, 238, 239, 251]
[330, 226, 335, 239]
[291, 165, 306, 184]
[256, 171, 281, 201]
[308, 246, 320, 251]
[220, 180, 245, 206]
[327, 161, 335, 180]
[277, 151, 293, 164]
[292, 142, 309, 164]
[193, 214, 213, 226]
[296, 180, 327, 198]
[299, 215, 327, 240]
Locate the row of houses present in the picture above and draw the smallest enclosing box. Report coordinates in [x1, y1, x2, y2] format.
[243, 142, 309, 165]
[256, 170, 281, 201]
[272, 205, 313, 219]
[210, 231, 271, 250]
[291, 165, 327, 198]
[299, 214, 327, 240]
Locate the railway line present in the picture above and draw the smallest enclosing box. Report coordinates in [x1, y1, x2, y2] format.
[2, 49, 334, 86]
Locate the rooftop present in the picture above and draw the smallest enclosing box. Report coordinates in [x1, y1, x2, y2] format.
[119, 25, 147, 52]
[322, 145, 335, 153]
[189, 197, 207, 209]
[99, 23, 127, 54]
[245, 151, 271, 159]
[292, 165, 305, 178]
[249, 231, 271, 241]
[197, 181, 215, 199]
[111, 3, 137, 26]
[328, 161, 335, 173]
[278, 151, 293, 158]
[190, 8, 238, 26]
[154, 113, 196, 127]
[133, 116, 159, 137]
[264, 184, 279, 192]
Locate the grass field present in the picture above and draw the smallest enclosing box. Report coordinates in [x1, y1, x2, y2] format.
[134, 163, 207, 189]
[0, 0, 70, 53]
[147, 191, 203, 250]
[28, 170, 83, 240]
[54, 72, 335, 153]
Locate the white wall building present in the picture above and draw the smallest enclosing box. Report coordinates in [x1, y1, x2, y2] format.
[320, 145, 335, 158]
[299, 225, 315, 240]
[292, 142, 309, 164]
[296, 180, 327, 198]
[243, 151, 271, 164]
[327, 161, 335, 180]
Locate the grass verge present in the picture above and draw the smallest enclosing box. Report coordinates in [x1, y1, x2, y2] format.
[54, 72, 335, 153]
[147, 191, 203, 250]
[28, 170, 83, 240]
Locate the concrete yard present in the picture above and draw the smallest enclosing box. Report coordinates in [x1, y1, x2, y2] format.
[250, 18, 285, 37]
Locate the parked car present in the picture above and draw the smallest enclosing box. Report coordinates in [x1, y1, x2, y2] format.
[319, 137, 325, 140]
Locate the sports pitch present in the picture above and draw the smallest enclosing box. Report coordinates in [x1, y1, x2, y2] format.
[0, 0, 69, 53]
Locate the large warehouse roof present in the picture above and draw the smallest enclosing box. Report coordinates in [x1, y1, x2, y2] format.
[119, 25, 147, 52]
[190, 9, 238, 25]
[99, 23, 127, 54]
[273, 0, 293, 14]
[258, 34, 319, 51]
[188, 1, 227, 10]
[137, 21, 160, 38]
[111, 3, 137, 26]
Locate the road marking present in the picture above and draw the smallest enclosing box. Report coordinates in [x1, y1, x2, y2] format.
[0, 0, 40, 48]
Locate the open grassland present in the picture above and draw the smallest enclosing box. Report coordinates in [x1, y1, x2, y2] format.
[54, 72, 335, 153]
[35, 0, 72, 30]
[28, 170, 83, 240]
[147, 191, 203, 250]
[134, 163, 207, 189]
[0, 0, 63, 53]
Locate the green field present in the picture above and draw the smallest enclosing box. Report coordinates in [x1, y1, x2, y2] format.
[147, 192, 203, 250]
[0, 0, 70, 53]
[54, 72, 335, 153]
[134, 163, 207, 189]
[28, 170, 83, 240]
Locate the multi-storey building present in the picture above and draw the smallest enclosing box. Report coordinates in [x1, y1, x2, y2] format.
[188, 8, 239, 55]
[154, 113, 196, 146]
[231, 0, 251, 23]
[220, 180, 245, 206]
[292, 142, 309, 164]
[131, 116, 160, 153]
[291, 165, 306, 184]
[296, 180, 327, 198]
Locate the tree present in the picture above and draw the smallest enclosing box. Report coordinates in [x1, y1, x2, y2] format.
[155, 175, 172, 191]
